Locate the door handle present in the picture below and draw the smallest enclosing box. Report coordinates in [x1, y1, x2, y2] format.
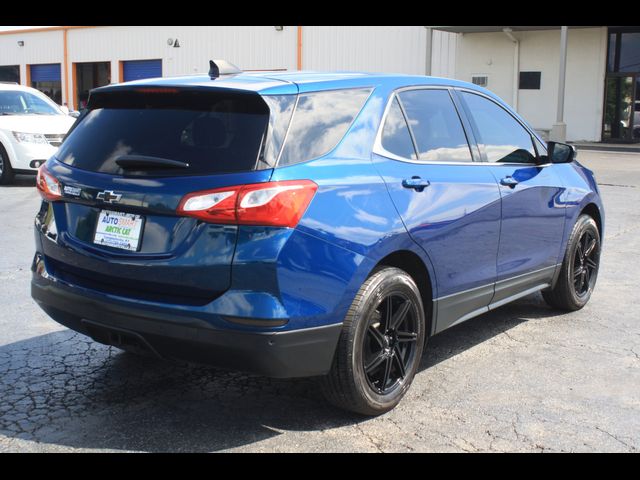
[500, 176, 519, 188]
[402, 176, 431, 192]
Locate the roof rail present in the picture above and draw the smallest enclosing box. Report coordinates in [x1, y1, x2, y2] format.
[0, 81, 19, 85]
[208, 60, 242, 79]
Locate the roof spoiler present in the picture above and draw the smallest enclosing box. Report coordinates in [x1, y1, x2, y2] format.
[208, 60, 243, 79]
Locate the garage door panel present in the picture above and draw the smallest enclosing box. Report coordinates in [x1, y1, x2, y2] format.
[123, 60, 162, 82]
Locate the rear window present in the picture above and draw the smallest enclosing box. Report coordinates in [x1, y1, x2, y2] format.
[56, 89, 294, 176]
[278, 88, 372, 166]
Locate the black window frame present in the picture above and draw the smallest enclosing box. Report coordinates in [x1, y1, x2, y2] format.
[380, 96, 418, 160]
[375, 86, 482, 164]
[607, 27, 640, 75]
[453, 88, 543, 166]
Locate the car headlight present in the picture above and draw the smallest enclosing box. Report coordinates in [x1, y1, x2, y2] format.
[12, 131, 49, 145]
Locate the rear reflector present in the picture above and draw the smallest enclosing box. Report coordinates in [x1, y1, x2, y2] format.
[36, 164, 63, 201]
[177, 180, 318, 227]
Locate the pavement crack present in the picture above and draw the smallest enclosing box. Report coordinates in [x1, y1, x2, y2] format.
[354, 422, 384, 453]
[594, 426, 637, 451]
[597, 183, 637, 188]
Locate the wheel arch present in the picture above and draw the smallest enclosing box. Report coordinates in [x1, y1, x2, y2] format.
[374, 249, 434, 338]
[580, 202, 603, 238]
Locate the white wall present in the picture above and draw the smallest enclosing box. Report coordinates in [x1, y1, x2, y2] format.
[454, 27, 607, 142]
[302, 26, 428, 74]
[0, 29, 63, 67]
[67, 25, 298, 79]
[431, 30, 457, 78]
[62, 26, 299, 108]
[455, 32, 518, 107]
[1, 26, 439, 110]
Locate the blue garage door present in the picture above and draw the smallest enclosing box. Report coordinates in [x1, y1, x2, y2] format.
[30, 64, 61, 82]
[123, 59, 162, 82]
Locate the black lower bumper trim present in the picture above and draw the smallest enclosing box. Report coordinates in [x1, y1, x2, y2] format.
[31, 279, 342, 378]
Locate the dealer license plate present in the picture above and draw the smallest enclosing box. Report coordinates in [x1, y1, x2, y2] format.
[93, 210, 144, 252]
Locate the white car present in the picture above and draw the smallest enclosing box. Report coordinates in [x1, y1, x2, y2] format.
[0, 83, 76, 184]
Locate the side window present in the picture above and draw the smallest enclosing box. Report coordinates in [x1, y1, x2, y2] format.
[398, 89, 473, 162]
[381, 96, 417, 159]
[278, 88, 371, 166]
[461, 92, 537, 164]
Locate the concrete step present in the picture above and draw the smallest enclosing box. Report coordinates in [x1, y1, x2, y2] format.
[570, 142, 640, 154]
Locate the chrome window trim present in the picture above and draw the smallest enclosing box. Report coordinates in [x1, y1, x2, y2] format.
[274, 93, 300, 166]
[373, 84, 553, 168]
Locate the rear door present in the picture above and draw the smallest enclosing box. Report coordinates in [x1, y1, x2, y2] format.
[41, 87, 294, 305]
[456, 90, 566, 304]
[372, 88, 502, 333]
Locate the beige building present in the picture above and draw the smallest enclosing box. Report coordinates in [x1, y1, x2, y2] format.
[1, 26, 638, 143]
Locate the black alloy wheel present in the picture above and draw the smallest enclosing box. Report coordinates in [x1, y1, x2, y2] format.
[572, 229, 599, 298]
[543, 214, 601, 311]
[363, 293, 419, 395]
[321, 266, 426, 416]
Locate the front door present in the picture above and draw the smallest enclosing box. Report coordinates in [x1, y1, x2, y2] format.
[457, 90, 566, 305]
[373, 88, 502, 333]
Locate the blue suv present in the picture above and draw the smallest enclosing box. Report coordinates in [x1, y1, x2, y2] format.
[31, 65, 604, 415]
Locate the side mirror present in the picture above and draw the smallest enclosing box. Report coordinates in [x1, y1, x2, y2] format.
[68, 110, 81, 118]
[59, 105, 70, 115]
[547, 141, 576, 164]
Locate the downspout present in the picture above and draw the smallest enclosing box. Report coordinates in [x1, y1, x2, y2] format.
[63, 27, 70, 109]
[424, 26, 433, 76]
[297, 26, 303, 70]
[503, 28, 519, 111]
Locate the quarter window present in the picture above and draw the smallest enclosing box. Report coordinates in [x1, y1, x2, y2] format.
[381, 97, 417, 159]
[278, 88, 372, 166]
[398, 89, 473, 163]
[460, 92, 537, 164]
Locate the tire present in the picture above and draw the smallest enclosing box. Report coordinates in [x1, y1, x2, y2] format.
[321, 266, 426, 416]
[543, 214, 601, 311]
[0, 144, 14, 185]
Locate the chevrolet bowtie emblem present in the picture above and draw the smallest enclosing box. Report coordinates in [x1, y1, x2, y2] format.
[96, 190, 122, 204]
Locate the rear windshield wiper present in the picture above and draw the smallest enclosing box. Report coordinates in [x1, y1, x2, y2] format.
[115, 155, 189, 170]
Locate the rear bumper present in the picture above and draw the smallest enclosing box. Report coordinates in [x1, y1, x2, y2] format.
[31, 274, 342, 378]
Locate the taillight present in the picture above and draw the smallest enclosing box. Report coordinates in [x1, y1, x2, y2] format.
[177, 180, 318, 227]
[36, 164, 62, 201]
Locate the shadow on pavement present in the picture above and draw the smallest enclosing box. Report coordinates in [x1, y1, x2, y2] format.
[5, 175, 37, 187]
[420, 292, 561, 371]
[0, 292, 561, 452]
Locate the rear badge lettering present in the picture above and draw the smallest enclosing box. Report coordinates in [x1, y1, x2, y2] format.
[63, 185, 82, 197]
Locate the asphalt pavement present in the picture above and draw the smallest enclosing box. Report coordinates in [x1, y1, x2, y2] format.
[0, 150, 638, 452]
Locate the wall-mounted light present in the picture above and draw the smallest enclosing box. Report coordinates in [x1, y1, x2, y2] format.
[17, 40, 24, 47]
[274, 26, 284, 31]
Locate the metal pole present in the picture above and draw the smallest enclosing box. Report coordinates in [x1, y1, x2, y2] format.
[550, 26, 568, 142]
[503, 28, 519, 111]
[557, 26, 568, 123]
